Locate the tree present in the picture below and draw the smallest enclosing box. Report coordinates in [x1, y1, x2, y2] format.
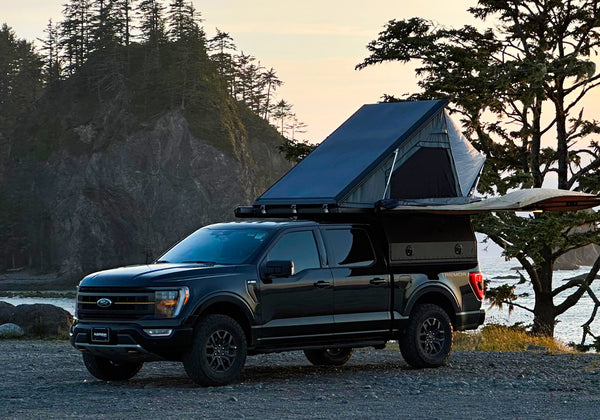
[357, 0, 600, 337]
[39, 19, 62, 83]
[60, 0, 92, 74]
[285, 114, 307, 141]
[261, 67, 282, 121]
[271, 99, 293, 136]
[278, 138, 316, 164]
[137, 0, 166, 48]
[207, 28, 237, 91]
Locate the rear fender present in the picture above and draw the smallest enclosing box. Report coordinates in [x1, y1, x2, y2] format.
[404, 284, 460, 322]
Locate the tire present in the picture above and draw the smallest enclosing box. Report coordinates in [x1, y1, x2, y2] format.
[399, 303, 453, 368]
[304, 348, 353, 366]
[82, 353, 143, 381]
[183, 314, 247, 386]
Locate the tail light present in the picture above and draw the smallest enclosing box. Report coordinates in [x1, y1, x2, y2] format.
[469, 272, 485, 300]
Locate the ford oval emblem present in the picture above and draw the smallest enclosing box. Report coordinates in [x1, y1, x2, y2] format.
[97, 298, 113, 308]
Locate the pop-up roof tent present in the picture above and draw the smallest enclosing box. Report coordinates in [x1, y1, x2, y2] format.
[236, 100, 600, 218]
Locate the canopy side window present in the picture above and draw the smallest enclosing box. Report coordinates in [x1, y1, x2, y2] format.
[390, 147, 458, 199]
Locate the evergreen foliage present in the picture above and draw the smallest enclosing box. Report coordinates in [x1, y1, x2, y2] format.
[0, 1, 308, 270]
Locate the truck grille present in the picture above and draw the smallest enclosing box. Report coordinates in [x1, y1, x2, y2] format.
[77, 287, 155, 320]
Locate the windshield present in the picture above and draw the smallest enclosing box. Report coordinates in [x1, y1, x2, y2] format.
[157, 227, 272, 265]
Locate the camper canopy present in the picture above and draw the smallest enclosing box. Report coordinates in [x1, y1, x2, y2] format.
[256, 100, 485, 206]
[236, 100, 599, 217]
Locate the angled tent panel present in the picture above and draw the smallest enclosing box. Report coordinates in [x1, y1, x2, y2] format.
[255, 100, 448, 205]
[445, 112, 486, 196]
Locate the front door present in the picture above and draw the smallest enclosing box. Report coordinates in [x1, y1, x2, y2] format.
[257, 229, 334, 345]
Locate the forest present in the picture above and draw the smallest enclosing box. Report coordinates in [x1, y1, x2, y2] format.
[0, 0, 311, 280]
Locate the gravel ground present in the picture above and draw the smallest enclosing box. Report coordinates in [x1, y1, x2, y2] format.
[1, 340, 600, 419]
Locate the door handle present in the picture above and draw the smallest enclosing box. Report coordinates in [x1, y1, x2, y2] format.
[314, 280, 331, 288]
[369, 277, 387, 285]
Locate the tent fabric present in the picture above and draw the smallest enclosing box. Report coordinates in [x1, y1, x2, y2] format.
[445, 112, 486, 196]
[380, 188, 600, 214]
[256, 100, 447, 205]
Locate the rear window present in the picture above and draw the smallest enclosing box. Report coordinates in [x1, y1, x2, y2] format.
[323, 228, 375, 267]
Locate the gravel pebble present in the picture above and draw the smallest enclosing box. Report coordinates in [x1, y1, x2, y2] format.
[1, 340, 600, 419]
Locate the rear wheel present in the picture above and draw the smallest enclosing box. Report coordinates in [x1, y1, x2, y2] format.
[82, 353, 143, 381]
[399, 303, 453, 368]
[304, 348, 353, 366]
[183, 314, 247, 386]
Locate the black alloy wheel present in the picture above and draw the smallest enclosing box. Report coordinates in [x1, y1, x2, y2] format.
[183, 314, 247, 386]
[399, 303, 453, 368]
[419, 316, 446, 356]
[205, 329, 237, 372]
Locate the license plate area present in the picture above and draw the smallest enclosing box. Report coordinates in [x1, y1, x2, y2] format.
[91, 328, 110, 343]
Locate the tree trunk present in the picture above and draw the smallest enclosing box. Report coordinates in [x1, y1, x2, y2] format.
[532, 291, 555, 336]
[531, 256, 556, 336]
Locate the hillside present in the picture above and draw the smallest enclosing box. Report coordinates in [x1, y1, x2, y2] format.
[0, 46, 290, 285]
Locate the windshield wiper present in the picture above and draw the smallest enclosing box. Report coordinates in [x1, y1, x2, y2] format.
[154, 260, 170, 264]
[181, 261, 217, 265]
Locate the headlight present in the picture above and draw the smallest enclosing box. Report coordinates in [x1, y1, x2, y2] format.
[154, 287, 189, 318]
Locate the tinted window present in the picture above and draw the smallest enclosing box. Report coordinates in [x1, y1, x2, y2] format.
[267, 231, 320, 274]
[158, 228, 271, 265]
[324, 228, 375, 267]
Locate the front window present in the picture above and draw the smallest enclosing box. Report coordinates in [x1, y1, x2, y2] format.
[266, 230, 321, 274]
[158, 227, 271, 265]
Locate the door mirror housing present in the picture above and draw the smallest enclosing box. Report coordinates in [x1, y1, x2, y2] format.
[262, 260, 294, 279]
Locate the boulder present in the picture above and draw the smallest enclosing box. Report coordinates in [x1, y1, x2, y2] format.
[0, 301, 16, 324]
[555, 243, 600, 270]
[0, 323, 24, 338]
[12, 304, 73, 338]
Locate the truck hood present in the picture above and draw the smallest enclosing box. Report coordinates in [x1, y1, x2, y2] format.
[79, 263, 245, 288]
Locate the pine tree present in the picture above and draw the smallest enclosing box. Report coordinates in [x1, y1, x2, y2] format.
[39, 19, 62, 83]
[137, 0, 166, 48]
[261, 67, 282, 121]
[271, 99, 293, 136]
[60, 0, 92, 73]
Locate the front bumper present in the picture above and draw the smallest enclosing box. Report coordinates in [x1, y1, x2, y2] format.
[70, 321, 194, 362]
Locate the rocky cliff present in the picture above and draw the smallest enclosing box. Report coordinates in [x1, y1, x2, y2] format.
[0, 54, 291, 285]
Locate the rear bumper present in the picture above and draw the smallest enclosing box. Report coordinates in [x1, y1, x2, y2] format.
[455, 309, 485, 331]
[70, 321, 194, 362]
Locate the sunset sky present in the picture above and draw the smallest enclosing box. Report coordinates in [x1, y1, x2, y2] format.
[4, 0, 479, 142]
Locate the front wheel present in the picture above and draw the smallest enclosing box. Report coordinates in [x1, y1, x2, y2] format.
[82, 353, 143, 381]
[183, 314, 247, 386]
[399, 303, 453, 368]
[304, 348, 353, 366]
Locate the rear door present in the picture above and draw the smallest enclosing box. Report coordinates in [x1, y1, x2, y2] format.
[257, 228, 334, 344]
[321, 226, 391, 336]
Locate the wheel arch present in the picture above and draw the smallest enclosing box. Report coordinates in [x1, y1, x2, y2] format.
[192, 293, 254, 346]
[404, 286, 460, 329]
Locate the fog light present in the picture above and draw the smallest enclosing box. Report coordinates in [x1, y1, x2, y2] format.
[144, 328, 173, 337]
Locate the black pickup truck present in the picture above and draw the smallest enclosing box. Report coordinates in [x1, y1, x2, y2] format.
[71, 216, 485, 386]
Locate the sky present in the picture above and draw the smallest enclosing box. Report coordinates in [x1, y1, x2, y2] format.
[3, 0, 478, 142]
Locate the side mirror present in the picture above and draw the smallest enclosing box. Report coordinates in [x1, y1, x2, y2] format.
[261, 260, 294, 280]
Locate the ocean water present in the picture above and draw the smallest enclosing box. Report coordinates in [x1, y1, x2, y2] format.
[2, 256, 599, 345]
[479, 252, 600, 345]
